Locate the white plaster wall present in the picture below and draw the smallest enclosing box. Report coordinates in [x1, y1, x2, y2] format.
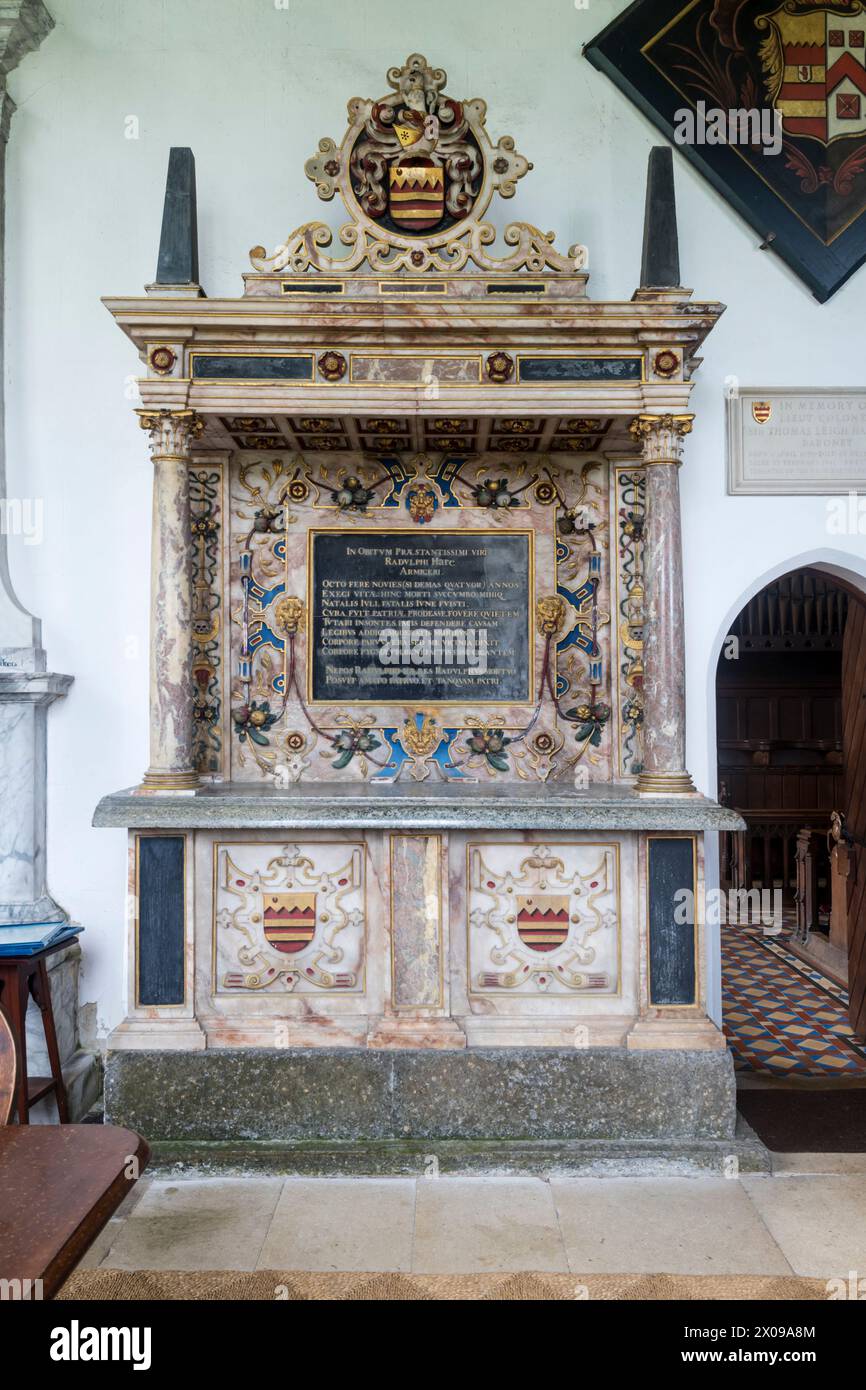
[4, 0, 865, 1036]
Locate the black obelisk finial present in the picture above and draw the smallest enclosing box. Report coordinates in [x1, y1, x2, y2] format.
[153, 147, 201, 291]
[639, 147, 681, 289]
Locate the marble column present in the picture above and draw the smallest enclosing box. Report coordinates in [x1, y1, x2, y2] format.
[629, 413, 695, 795]
[0, 671, 71, 923]
[137, 409, 203, 791]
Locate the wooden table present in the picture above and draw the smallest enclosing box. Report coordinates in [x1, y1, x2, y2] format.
[0, 1124, 150, 1298]
[0, 937, 79, 1124]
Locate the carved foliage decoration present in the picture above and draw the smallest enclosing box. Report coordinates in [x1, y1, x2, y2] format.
[614, 467, 646, 779]
[190, 465, 225, 775]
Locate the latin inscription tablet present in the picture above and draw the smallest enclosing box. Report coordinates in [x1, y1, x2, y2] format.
[310, 530, 532, 704]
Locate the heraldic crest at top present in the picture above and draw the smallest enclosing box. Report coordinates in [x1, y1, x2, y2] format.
[250, 53, 587, 276]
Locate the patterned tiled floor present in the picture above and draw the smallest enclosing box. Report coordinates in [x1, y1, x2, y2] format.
[722, 925, 866, 1076]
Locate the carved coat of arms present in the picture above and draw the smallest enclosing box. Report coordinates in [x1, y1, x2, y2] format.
[516, 894, 571, 953]
[251, 53, 586, 276]
[216, 843, 364, 992]
[469, 845, 619, 993]
[263, 891, 316, 954]
[350, 54, 482, 234]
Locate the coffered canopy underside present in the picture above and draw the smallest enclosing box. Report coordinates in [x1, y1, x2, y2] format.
[191, 412, 649, 455]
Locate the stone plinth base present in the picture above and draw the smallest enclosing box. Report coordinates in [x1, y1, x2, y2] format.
[105, 1046, 737, 1144]
[144, 1130, 771, 1177]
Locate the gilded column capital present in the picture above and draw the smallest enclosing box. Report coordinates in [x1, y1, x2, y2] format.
[137, 408, 204, 459]
[628, 413, 694, 466]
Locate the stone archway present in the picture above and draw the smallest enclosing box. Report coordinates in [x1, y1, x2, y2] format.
[708, 555, 866, 1091]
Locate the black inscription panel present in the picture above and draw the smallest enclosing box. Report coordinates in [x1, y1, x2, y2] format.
[310, 530, 531, 703]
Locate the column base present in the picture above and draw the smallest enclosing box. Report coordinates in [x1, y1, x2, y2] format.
[636, 770, 696, 795]
[139, 769, 200, 792]
[0, 893, 68, 927]
[627, 1018, 727, 1051]
[107, 1018, 207, 1052]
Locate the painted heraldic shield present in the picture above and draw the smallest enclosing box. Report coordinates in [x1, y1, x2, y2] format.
[585, 0, 866, 301]
[263, 892, 316, 955]
[516, 894, 571, 953]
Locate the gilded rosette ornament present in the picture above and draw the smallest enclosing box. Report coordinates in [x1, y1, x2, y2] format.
[250, 54, 587, 276]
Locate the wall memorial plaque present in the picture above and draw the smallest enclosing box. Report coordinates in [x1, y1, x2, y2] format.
[727, 388, 866, 496]
[309, 529, 533, 704]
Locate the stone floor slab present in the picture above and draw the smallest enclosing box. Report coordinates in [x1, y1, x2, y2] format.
[100, 1177, 283, 1271]
[412, 1177, 567, 1273]
[551, 1176, 792, 1275]
[741, 1174, 866, 1278]
[257, 1177, 415, 1273]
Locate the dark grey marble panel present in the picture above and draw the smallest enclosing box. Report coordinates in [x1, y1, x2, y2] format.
[648, 836, 696, 1006]
[137, 835, 185, 1007]
[518, 357, 642, 382]
[191, 354, 314, 380]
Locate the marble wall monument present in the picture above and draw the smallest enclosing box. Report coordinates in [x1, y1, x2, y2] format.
[97, 56, 744, 1150]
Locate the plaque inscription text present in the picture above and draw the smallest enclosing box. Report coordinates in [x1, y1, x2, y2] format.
[310, 530, 532, 703]
[728, 389, 866, 495]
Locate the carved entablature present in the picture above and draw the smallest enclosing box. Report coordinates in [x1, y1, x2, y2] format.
[249, 53, 587, 278]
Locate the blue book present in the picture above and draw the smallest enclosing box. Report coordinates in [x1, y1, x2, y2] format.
[0, 923, 82, 956]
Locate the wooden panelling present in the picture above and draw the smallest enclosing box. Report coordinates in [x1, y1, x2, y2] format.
[843, 601, 866, 1041]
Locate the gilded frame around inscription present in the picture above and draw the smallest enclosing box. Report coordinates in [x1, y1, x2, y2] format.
[304, 526, 537, 708]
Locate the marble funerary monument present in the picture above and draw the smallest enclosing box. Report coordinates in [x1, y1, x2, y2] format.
[97, 55, 745, 1156]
